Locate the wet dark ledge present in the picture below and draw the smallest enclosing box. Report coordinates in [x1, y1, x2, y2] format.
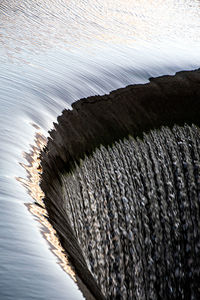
[41, 68, 200, 177]
[40, 69, 200, 300]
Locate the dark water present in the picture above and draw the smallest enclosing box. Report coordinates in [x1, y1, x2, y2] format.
[0, 0, 200, 299]
[62, 124, 200, 299]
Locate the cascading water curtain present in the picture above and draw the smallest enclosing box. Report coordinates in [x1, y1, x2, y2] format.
[61, 124, 200, 300]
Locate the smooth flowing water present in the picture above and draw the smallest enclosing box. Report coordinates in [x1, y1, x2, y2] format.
[0, 1, 200, 299]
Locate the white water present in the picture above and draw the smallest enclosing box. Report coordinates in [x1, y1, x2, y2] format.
[0, 0, 200, 299]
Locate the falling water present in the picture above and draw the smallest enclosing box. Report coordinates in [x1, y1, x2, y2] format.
[61, 124, 200, 299]
[1, 0, 200, 299]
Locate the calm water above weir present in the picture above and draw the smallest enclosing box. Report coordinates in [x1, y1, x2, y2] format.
[0, 0, 200, 299]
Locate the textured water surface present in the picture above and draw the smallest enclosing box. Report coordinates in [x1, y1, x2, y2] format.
[62, 124, 200, 299]
[0, 0, 200, 299]
[1, 0, 200, 58]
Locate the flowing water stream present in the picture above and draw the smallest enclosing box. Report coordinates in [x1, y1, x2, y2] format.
[62, 124, 200, 299]
[0, 0, 200, 299]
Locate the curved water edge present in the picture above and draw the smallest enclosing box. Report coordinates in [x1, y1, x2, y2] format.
[40, 69, 200, 299]
[41, 68, 200, 178]
[1, 1, 200, 299]
[17, 131, 98, 300]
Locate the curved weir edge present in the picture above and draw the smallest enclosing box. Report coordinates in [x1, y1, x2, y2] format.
[40, 68, 200, 300]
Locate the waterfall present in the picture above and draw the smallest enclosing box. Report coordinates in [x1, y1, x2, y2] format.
[40, 69, 200, 299]
[60, 124, 200, 299]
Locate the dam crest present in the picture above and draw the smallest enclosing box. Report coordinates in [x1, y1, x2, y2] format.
[40, 69, 200, 300]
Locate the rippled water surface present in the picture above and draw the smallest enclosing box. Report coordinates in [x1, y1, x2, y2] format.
[0, 0, 200, 299]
